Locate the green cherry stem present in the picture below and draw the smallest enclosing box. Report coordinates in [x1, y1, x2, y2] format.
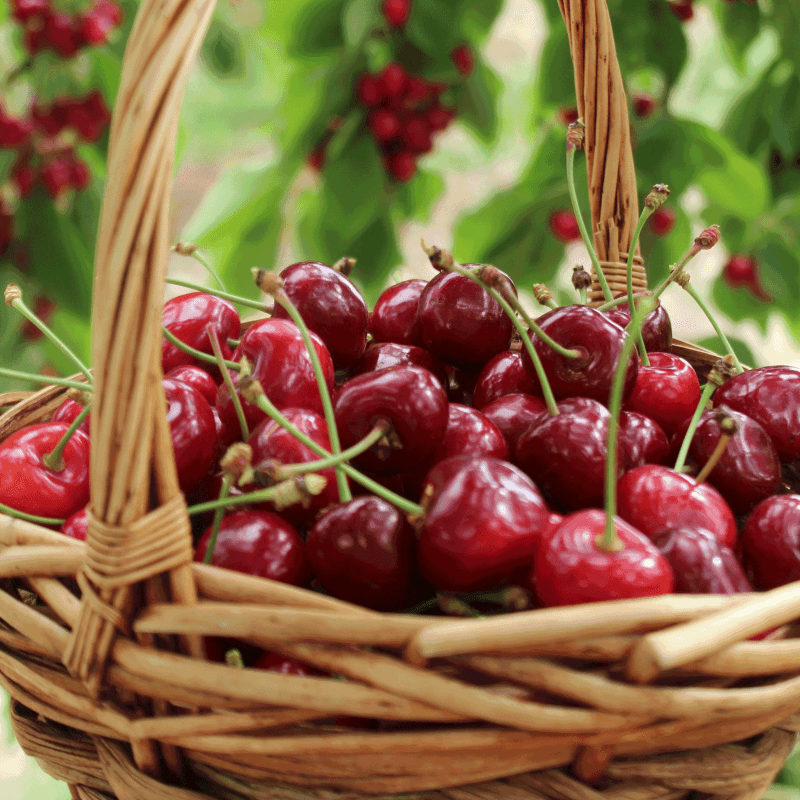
[5, 285, 93, 384]
[253, 269, 350, 503]
[208, 326, 249, 441]
[162, 327, 240, 372]
[42, 401, 92, 471]
[595, 294, 632, 312]
[0, 367, 90, 392]
[673, 381, 716, 475]
[625, 207, 655, 367]
[166, 277, 270, 314]
[651, 225, 721, 301]
[0, 502, 65, 527]
[202, 475, 231, 565]
[599, 294, 657, 552]
[172, 242, 227, 292]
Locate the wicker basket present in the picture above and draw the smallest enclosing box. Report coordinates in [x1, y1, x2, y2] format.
[1, 0, 799, 799]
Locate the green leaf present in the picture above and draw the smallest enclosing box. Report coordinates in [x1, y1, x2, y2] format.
[453, 59, 501, 143]
[715, 1, 762, 74]
[344, 215, 404, 303]
[393, 169, 445, 221]
[722, 58, 781, 157]
[535, 27, 576, 110]
[638, 205, 693, 289]
[201, 17, 246, 79]
[405, 0, 462, 57]
[460, 0, 504, 44]
[342, 0, 380, 48]
[291, 0, 347, 55]
[710, 274, 771, 335]
[695, 335, 759, 370]
[773, 75, 800, 158]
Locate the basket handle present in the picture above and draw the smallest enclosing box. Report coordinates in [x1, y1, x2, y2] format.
[557, 0, 647, 303]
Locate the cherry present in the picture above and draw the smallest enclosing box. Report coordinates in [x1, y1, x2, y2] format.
[616, 465, 737, 550]
[741, 495, 800, 590]
[195, 510, 310, 586]
[481, 393, 548, 455]
[69, 157, 91, 190]
[417, 267, 515, 370]
[382, 0, 410, 27]
[369, 109, 402, 143]
[386, 150, 417, 182]
[307, 144, 326, 172]
[78, 0, 121, 45]
[0, 422, 90, 519]
[41, 158, 73, 199]
[430, 403, 509, 464]
[161, 291, 241, 374]
[272, 261, 369, 370]
[632, 93, 657, 119]
[334, 365, 449, 476]
[669, 0, 694, 21]
[12, 160, 36, 198]
[548, 210, 580, 243]
[0, 113, 34, 149]
[714, 366, 800, 463]
[356, 75, 385, 108]
[348, 342, 448, 390]
[306, 496, 418, 610]
[254, 651, 323, 676]
[217, 318, 334, 436]
[400, 117, 433, 154]
[619, 411, 670, 470]
[722, 254, 770, 301]
[670, 407, 781, 515]
[533, 509, 674, 607]
[406, 76, 431, 103]
[164, 364, 218, 407]
[10, 0, 49, 23]
[522, 305, 639, 406]
[451, 45, 475, 76]
[379, 63, 407, 99]
[61, 507, 88, 541]
[650, 527, 752, 595]
[52, 398, 91, 435]
[369, 279, 426, 346]
[417, 455, 552, 593]
[648, 206, 676, 236]
[472, 351, 539, 409]
[603, 294, 672, 353]
[0, 213, 12, 257]
[42, 12, 81, 57]
[558, 107, 580, 126]
[623, 352, 700, 436]
[425, 103, 455, 132]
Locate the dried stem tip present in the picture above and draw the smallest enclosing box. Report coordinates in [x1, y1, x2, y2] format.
[66, 388, 91, 406]
[252, 268, 284, 295]
[421, 239, 455, 272]
[715, 408, 740, 436]
[271, 474, 327, 510]
[566, 120, 586, 150]
[220, 442, 255, 485]
[172, 241, 197, 256]
[694, 225, 721, 250]
[332, 256, 356, 276]
[707, 354, 737, 388]
[533, 284, 554, 306]
[673, 269, 690, 289]
[476, 265, 515, 300]
[644, 184, 671, 210]
[571, 266, 592, 291]
[238, 375, 264, 406]
[4, 284, 22, 307]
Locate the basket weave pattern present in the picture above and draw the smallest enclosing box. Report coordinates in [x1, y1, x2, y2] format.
[0, 1, 798, 799]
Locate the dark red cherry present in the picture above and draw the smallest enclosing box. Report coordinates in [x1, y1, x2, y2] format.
[722, 255, 770, 300]
[619, 411, 670, 470]
[11, 0, 49, 23]
[216, 318, 335, 435]
[307, 496, 418, 611]
[348, 342, 447, 389]
[163, 378, 217, 494]
[195, 510, 309, 586]
[417, 267, 515, 370]
[52, 398, 91, 435]
[603, 295, 672, 353]
[400, 117, 432, 154]
[522, 305, 639, 406]
[648, 207, 676, 236]
[164, 364, 218, 407]
[369, 109, 401, 142]
[254, 651, 324, 676]
[379, 63, 408, 98]
[430, 403, 509, 464]
[481, 393, 548, 455]
[272, 261, 369, 370]
[650, 527, 752, 594]
[426, 103, 455, 132]
[369, 279, 427, 346]
[61, 506, 88, 541]
[623, 352, 700, 436]
[41, 158, 73, 199]
[0, 422, 90, 519]
[356, 74, 385, 108]
[451, 45, 474, 76]
[714, 366, 800, 463]
[42, 12, 80, 57]
[533, 510, 674, 607]
[669, 0, 694, 21]
[0, 113, 34, 149]
[616, 465, 737, 550]
[632, 93, 657, 119]
[386, 150, 417, 183]
[334, 365, 449, 476]
[670, 408, 781, 515]
[548, 210, 580, 243]
[417, 456, 552, 593]
[473, 350, 539, 409]
[741, 495, 800, 590]
[161, 292, 241, 374]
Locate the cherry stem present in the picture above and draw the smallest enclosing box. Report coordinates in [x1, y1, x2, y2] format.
[162, 327, 240, 372]
[208, 326, 248, 441]
[246, 389, 423, 517]
[625, 209, 654, 367]
[600, 295, 656, 552]
[6, 287, 93, 384]
[566, 147, 612, 303]
[673, 380, 717, 474]
[578, 285, 587, 305]
[203, 475, 231, 564]
[261, 277, 350, 504]
[172, 243, 227, 292]
[166, 277, 269, 314]
[595, 294, 634, 312]
[651, 245, 703, 301]
[0, 368, 90, 392]
[42, 401, 91, 472]
[0, 502, 66, 526]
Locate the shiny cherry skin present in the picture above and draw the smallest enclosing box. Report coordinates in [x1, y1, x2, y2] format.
[195, 510, 310, 586]
[254, 651, 324, 676]
[334, 365, 449, 476]
[61, 507, 89, 541]
[522, 305, 638, 406]
[430, 404, 509, 464]
[533, 510, 674, 607]
[624, 352, 700, 436]
[272, 261, 369, 370]
[161, 292, 240, 374]
[616, 465, 737, 550]
[306, 496, 418, 611]
[348, 342, 448, 389]
[741, 495, 800, 590]
[480, 393, 548, 455]
[604, 295, 672, 353]
[0, 422, 90, 519]
[670, 407, 781, 515]
[417, 267, 515, 370]
[417, 455, 552, 593]
[619, 411, 670, 470]
[216, 318, 335, 436]
[163, 378, 217, 494]
[472, 351, 539, 409]
[650, 527, 752, 594]
[514, 397, 612, 512]
[52, 397, 91, 435]
[714, 366, 800, 463]
[245, 408, 341, 530]
[369, 279, 427, 347]
[165, 364, 218, 407]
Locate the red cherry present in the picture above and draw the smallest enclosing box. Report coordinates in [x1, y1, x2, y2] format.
[533, 510, 674, 607]
[348, 342, 448, 390]
[356, 75, 385, 108]
[669, 0, 694, 21]
[405, 76, 430, 103]
[78, 8, 117, 45]
[451, 45, 475, 76]
[648, 206, 676, 236]
[164, 364, 218, 407]
[386, 150, 417, 182]
[741, 495, 800, 590]
[722, 254, 770, 300]
[61, 507, 89, 541]
[473, 351, 539, 409]
[382, 0, 410, 27]
[0, 113, 34, 149]
[481, 393, 548, 455]
[603, 294, 673, 353]
[400, 116, 432, 153]
[368, 278, 426, 347]
[52, 398, 91, 435]
[425, 104, 455, 132]
[254, 651, 323, 676]
[32, 99, 67, 136]
[12, 160, 37, 198]
[42, 12, 81, 57]
[417, 455, 552, 593]
[10, 0, 49, 23]
[431, 403, 509, 464]
[548, 210, 580, 243]
[379, 63, 408, 99]
[41, 158, 73, 199]
[558, 107, 580, 126]
[619, 411, 670, 471]
[0, 214, 13, 257]
[69, 157, 91, 190]
[307, 496, 418, 610]
[632, 93, 657, 119]
[0, 422, 90, 519]
[368, 109, 401, 142]
[195, 510, 310, 586]
[307, 144, 326, 172]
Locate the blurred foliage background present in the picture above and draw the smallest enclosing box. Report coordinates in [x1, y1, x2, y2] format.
[2, 0, 800, 796]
